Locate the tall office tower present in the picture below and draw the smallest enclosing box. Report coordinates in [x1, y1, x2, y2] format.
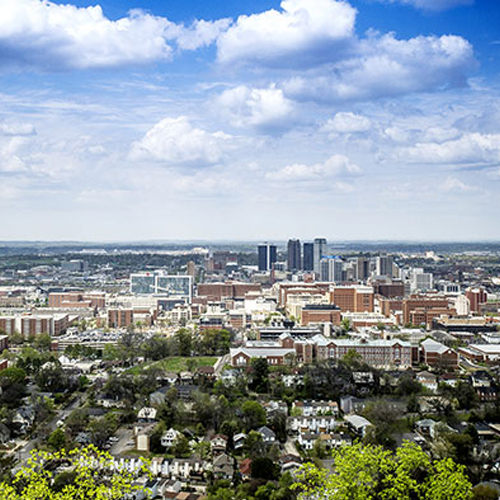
[258, 243, 277, 272]
[319, 256, 344, 282]
[313, 238, 327, 275]
[303, 242, 314, 271]
[356, 257, 370, 281]
[376, 254, 394, 277]
[287, 239, 302, 271]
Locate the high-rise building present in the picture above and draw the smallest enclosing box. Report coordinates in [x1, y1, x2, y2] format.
[356, 257, 370, 281]
[303, 243, 314, 271]
[287, 239, 302, 271]
[376, 254, 394, 277]
[319, 256, 343, 282]
[258, 243, 277, 272]
[130, 272, 193, 303]
[313, 238, 327, 275]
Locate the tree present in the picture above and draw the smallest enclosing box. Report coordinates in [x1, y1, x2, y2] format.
[241, 400, 266, 431]
[47, 428, 67, 451]
[0, 446, 151, 499]
[250, 358, 269, 393]
[0, 367, 27, 406]
[251, 457, 280, 480]
[472, 484, 499, 500]
[293, 441, 472, 500]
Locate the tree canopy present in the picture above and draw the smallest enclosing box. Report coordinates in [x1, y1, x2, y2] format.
[293, 441, 472, 500]
[0, 446, 151, 500]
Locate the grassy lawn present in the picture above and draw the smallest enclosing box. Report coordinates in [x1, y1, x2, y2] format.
[126, 356, 218, 375]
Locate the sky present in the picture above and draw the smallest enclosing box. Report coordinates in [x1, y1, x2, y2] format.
[0, 0, 500, 242]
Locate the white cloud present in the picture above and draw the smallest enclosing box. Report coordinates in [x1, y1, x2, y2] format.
[402, 133, 500, 165]
[130, 117, 233, 166]
[215, 85, 294, 131]
[266, 154, 360, 181]
[441, 176, 477, 192]
[385, 0, 474, 11]
[216, 0, 356, 67]
[0, 122, 36, 136]
[322, 112, 371, 133]
[283, 33, 476, 102]
[0, 137, 30, 173]
[174, 19, 232, 51]
[0, 0, 230, 70]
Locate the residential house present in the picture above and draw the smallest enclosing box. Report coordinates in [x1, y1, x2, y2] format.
[257, 426, 277, 445]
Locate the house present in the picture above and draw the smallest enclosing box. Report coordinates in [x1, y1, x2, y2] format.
[162, 428, 181, 449]
[415, 419, 438, 438]
[279, 454, 302, 474]
[150, 385, 171, 406]
[287, 415, 337, 434]
[12, 406, 36, 435]
[416, 372, 438, 392]
[340, 396, 367, 415]
[283, 373, 304, 388]
[344, 415, 372, 437]
[213, 453, 234, 480]
[95, 393, 126, 409]
[196, 366, 216, 382]
[239, 457, 252, 481]
[292, 400, 339, 417]
[298, 432, 352, 450]
[134, 423, 155, 452]
[233, 432, 247, 451]
[257, 426, 277, 445]
[170, 457, 206, 480]
[262, 400, 288, 418]
[211, 434, 228, 454]
[220, 369, 239, 385]
[138, 407, 158, 422]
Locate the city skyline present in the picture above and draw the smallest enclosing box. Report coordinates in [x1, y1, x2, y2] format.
[0, 0, 500, 241]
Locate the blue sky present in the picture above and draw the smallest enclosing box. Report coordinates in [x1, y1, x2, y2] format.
[0, 0, 499, 241]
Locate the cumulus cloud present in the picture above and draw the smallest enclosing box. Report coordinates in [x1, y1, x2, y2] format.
[283, 33, 476, 102]
[0, 0, 229, 70]
[322, 112, 371, 133]
[130, 117, 233, 166]
[216, 0, 356, 67]
[174, 19, 232, 51]
[384, 0, 474, 11]
[266, 154, 360, 182]
[215, 85, 294, 131]
[402, 133, 500, 165]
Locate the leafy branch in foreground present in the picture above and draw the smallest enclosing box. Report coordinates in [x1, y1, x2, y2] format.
[0, 445, 151, 500]
[293, 441, 472, 500]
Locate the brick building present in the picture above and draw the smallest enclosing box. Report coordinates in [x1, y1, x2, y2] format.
[330, 286, 374, 313]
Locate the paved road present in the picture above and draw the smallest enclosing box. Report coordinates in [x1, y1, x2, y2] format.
[11, 394, 83, 470]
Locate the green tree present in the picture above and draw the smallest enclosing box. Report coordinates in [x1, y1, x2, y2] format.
[47, 428, 67, 451]
[293, 441, 472, 500]
[250, 358, 269, 393]
[0, 446, 151, 499]
[241, 400, 266, 431]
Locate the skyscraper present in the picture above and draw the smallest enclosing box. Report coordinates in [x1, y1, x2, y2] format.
[319, 256, 344, 282]
[303, 242, 314, 271]
[258, 243, 277, 272]
[313, 238, 327, 275]
[376, 254, 394, 277]
[287, 239, 302, 271]
[356, 257, 370, 281]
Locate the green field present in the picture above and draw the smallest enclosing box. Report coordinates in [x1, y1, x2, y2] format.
[126, 356, 218, 375]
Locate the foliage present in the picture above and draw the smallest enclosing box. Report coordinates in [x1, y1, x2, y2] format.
[250, 358, 269, 393]
[0, 445, 151, 499]
[293, 441, 472, 500]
